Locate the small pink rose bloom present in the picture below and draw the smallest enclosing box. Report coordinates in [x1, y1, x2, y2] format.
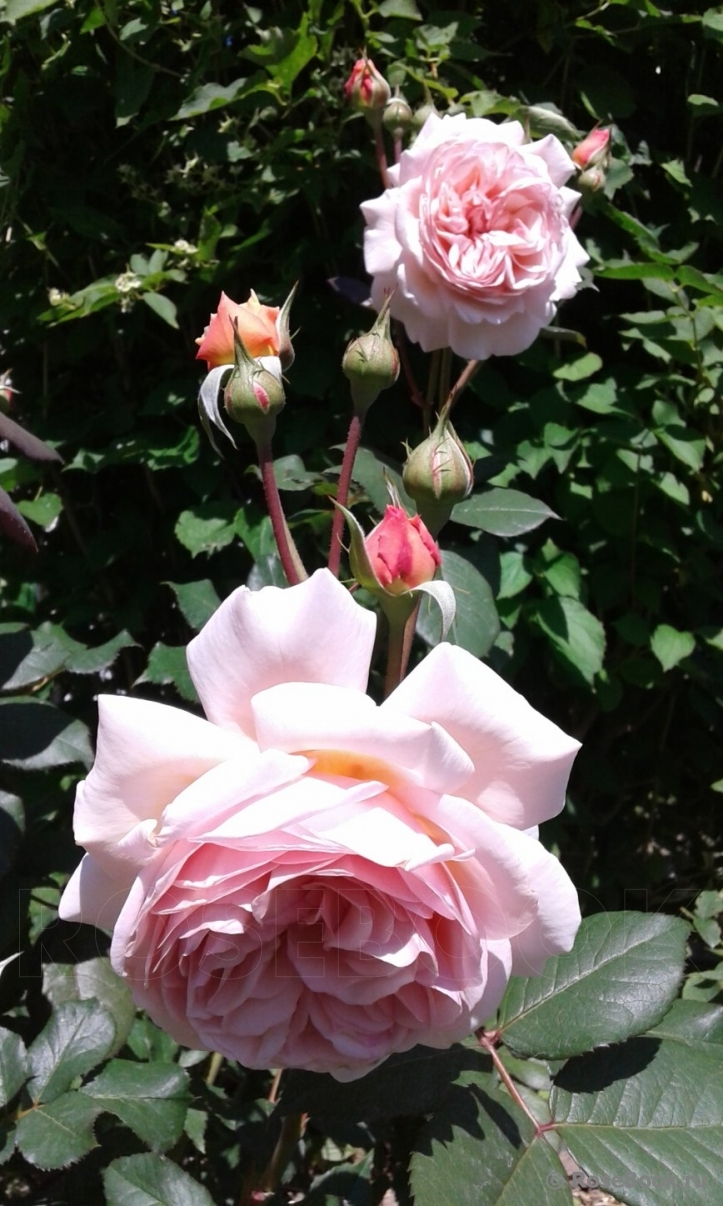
[362, 112, 589, 360]
[196, 291, 280, 370]
[365, 505, 441, 594]
[59, 569, 581, 1081]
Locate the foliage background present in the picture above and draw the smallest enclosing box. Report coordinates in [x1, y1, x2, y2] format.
[1, 0, 722, 1202]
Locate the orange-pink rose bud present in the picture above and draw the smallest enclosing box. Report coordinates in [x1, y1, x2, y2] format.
[196, 291, 280, 370]
[364, 505, 441, 596]
[572, 127, 611, 171]
[344, 57, 391, 116]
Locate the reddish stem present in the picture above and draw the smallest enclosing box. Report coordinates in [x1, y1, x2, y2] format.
[477, 1029, 548, 1140]
[258, 439, 303, 586]
[328, 412, 364, 577]
[374, 124, 392, 188]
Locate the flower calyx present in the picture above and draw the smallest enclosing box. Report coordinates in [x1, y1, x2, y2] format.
[403, 413, 474, 536]
[341, 293, 400, 419]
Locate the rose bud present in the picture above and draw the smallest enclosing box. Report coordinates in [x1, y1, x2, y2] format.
[403, 414, 474, 536]
[344, 57, 391, 124]
[342, 294, 399, 418]
[364, 505, 441, 596]
[572, 126, 612, 171]
[383, 94, 413, 140]
[196, 290, 281, 370]
[224, 320, 285, 444]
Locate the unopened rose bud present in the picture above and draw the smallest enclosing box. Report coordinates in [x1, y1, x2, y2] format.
[344, 57, 391, 126]
[383, 94, 413, 140]
[572, 127, 611, 171]
[224, 321, 285, 444]
[342, 295, 399, 418]
[412, 100, 437, 131]
[363, 505, 441, 596]
[403, 414, 474, 536]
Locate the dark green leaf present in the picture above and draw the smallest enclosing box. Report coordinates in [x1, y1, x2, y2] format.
[175, 503, 237, 557]
[16, 1091, 100, 1169]
[552, 1038, 723, 1206]
[42, 957, 135, 1056]
[416, 549, 499, 657]
[647, 999, 723, 1050]
[142, 293, 179, 329]
[534, 597, 606, 687]
[452, 489, 557, 537]
[498, 912, 689, 1059]
[83, 1059, 189, 1151]
[166, 580, 221, 630]
[348, 446, 413, 515]
[104, 1153, 216, 1206]
[411, 1080, 572, 1206]
[174, 79, 248, 120]
[136, 644, 199, 703]
[27, 1000, 116, 1104]
[0, 699, 92, 769]
[0, 1026, 28, 1108]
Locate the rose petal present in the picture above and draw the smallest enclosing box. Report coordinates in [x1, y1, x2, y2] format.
[187, 568, 377, 736]
[384, 643, 580, 829]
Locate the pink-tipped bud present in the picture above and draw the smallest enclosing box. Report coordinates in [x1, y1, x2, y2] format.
[364, 505, 441, 596]
[572, 127, 611, 171]
[223, 320, 285, 445]
[403, 414, 474, 536]
[344, 57, 391, 123]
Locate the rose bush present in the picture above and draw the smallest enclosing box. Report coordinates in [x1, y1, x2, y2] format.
[362, 112, 588, 359]
[60, 570, 580, 1080]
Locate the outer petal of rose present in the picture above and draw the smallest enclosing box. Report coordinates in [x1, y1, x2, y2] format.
[250, 681, 473, 794]
[384, 643, 580, 829]
[527, 133, 577, 187]
[74, 696, 251, 866]
[361, 195, 401, 276]
[507, 830, 581, 975]
[187, 569, 377, 736]
[59, 853, 134, 930]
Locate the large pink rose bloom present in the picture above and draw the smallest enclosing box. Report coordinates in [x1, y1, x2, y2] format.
[362, 112, 589, 359]
[59, 570, 580, 1081]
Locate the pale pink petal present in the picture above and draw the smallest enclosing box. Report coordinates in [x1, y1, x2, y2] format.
[384, 643, 580, 829]
[508, 831, 581, 974]
[59, 853, 134, 931]
[187, 568, 377, 736]
[251, 681, 473, 794]
[74, 696, 250, 864]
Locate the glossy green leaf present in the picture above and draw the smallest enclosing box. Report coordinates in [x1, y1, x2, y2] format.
[416, 549, 499, 657]
[534, 597, 606, 686]
[83, 1060, 190, 1151]
[497, 912, 689, 1059]
[411, 1080, 572, 1206]
[175, 503, 237, 557]
[142, 292, 178, 329]
[552, 1038, 723, 1206]
[42, 957, 135, 1057]
[27, 1000, 116, 1104]
[136, 643, 199, 703]
[0, 1026, 27, 1108]
[452, 488, 557, 537]
[650, 623, 695, 670]
[166, 579, 221, 630]
[16, 1091, 100, 1169]
[647, 999, 723, 1050]
[0, 699, 92, 769]
[104, 1153, 216, 1206]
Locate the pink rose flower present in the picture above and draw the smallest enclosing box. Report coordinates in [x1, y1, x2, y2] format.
[59, 570, 580, 1081]
[365, 505, 441, 594]
[196, 291, 280, 370]
[362, 112, 589, 360]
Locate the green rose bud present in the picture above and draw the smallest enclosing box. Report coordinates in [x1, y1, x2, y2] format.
[224, 320, 286, 445]
[342, 294, 400, 418]
[403, 413, 474, 536]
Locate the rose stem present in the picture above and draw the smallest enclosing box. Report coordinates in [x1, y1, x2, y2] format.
[394, 134, 403, 164]
[425, 349, 442, 434]
[383, 599, 421, 698]
[256, 1111, 306, 1194]
[374, 125, 392, 189]
[443, 358, 481, 420]
[328, 411, 364, 578]
[256, 436, 307, 585]
[477, 1029, 553, 1140]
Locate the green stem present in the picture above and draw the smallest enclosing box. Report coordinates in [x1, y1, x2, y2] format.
[257, 1111, 305, 1194]
[383, 597, 420, 698]
[257, 438, 306, 585]
[328, 412, 364, 577]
